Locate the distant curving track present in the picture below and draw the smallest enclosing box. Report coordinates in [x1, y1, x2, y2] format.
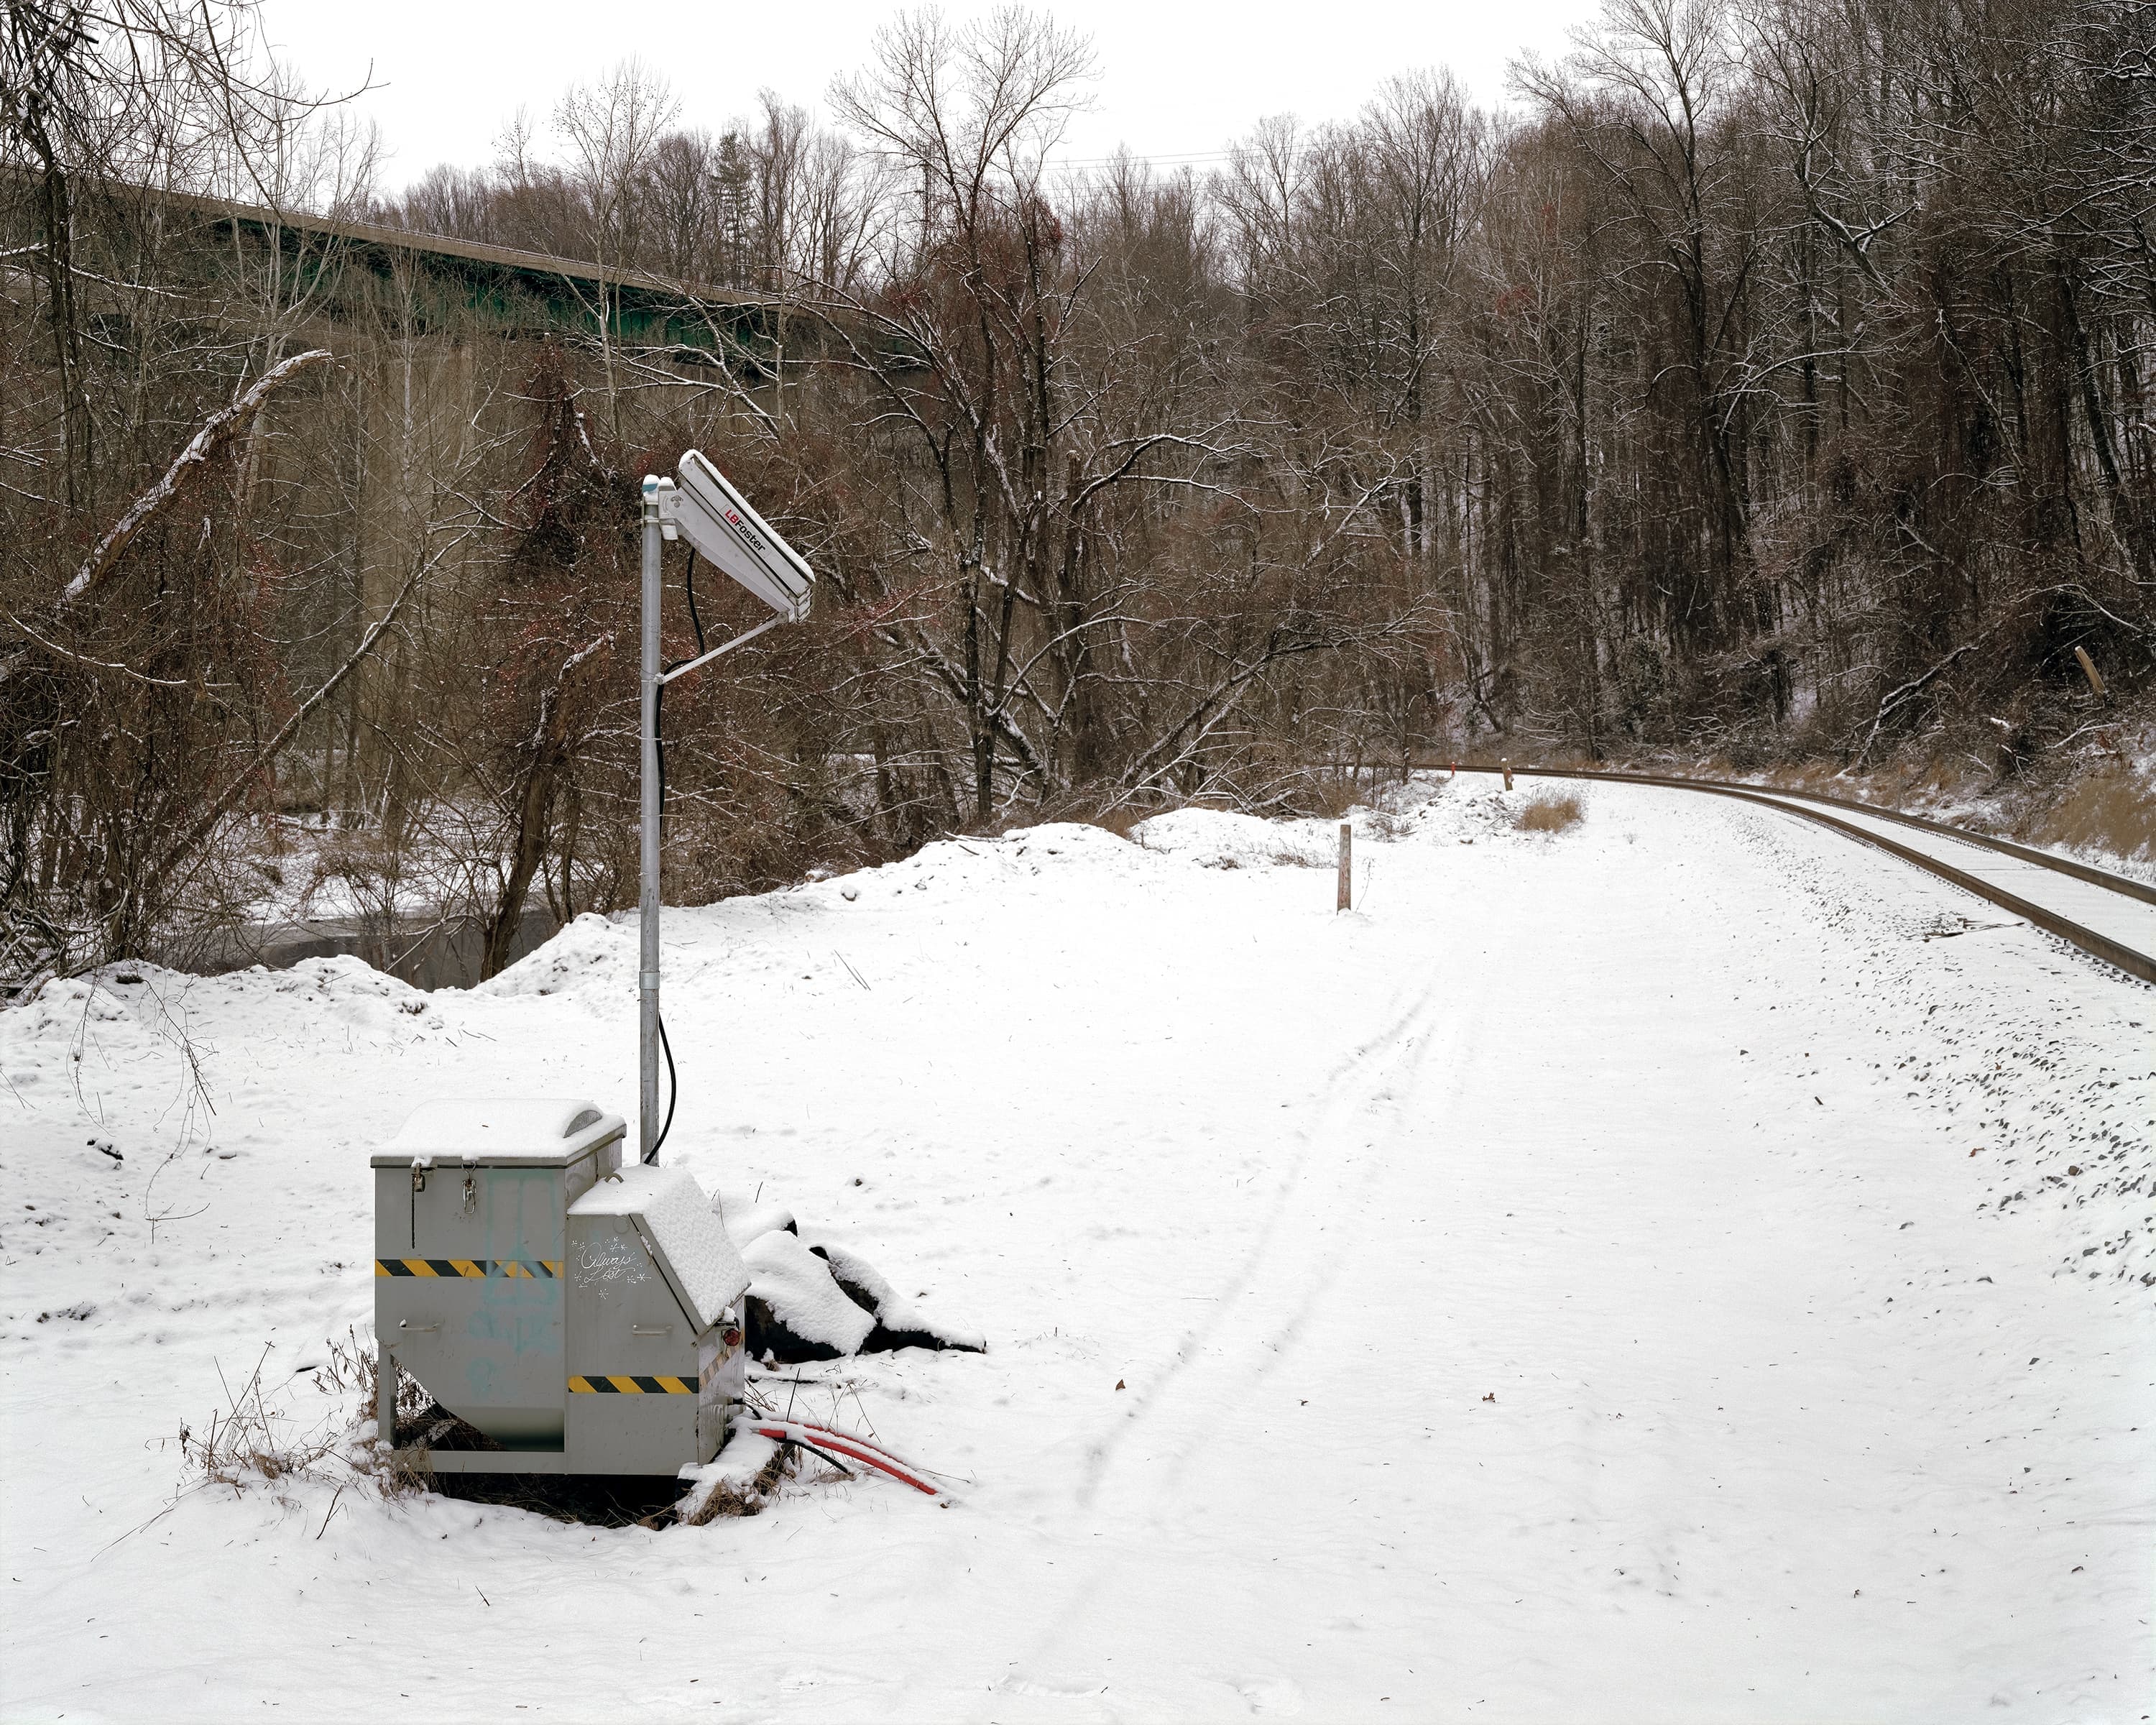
[1443, 764, 2156, 985]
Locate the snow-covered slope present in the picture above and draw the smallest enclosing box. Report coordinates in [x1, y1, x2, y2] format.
[1, 781, 2147, 1720]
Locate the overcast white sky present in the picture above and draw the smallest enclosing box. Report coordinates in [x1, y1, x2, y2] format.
[257, 0, 1605, 189]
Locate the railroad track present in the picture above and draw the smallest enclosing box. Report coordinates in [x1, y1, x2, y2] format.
[1440, 764, 2156, 985]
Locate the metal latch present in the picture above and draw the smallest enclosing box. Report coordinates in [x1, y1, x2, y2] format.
[400, 1318, 441, 1334]
[631, 1323, 673, 1337]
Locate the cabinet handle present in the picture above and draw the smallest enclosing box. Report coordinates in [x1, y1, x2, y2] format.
[400, 1319, 441, 1334]
[630, 1323, 673, 1337]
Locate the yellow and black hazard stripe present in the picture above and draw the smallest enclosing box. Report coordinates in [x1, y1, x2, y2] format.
[567, 1374, 698, 1394]
[374, 1259, 562, 1279]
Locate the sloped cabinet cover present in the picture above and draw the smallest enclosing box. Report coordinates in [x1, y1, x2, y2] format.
[570, 1165, 749, 1327]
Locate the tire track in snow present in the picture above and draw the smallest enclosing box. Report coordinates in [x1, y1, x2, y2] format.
[1020, 947, 1492, 1700]
[1147, 968, 1489, 1487]
[1071, 965, 1462, 1509]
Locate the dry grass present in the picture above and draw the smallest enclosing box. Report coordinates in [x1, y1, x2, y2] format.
[1513, 791, 1585, 833]
[1739, 719, 2154, 876]
[178, 1351, 338, 1487]
[1079, 804, 1153, 839]
[178, 1333, 399, 1490]
[1294, 773, 1365, 821]
[2014, 765, 2156, 865]
[137, 1331, 435, 1555]
[680, 1442, 798, 1525]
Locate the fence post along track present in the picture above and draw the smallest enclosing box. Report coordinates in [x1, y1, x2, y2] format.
[1337, 824, 1353, 913]
[1422, 762, 2156, 985]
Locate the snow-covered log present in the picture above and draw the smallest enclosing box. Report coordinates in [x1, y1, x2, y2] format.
[740, 1228, 875, 1362]
[812, 1241, 985, 1354]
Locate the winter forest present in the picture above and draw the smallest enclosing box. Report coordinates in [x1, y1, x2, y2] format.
[4, 0, 2151, 982]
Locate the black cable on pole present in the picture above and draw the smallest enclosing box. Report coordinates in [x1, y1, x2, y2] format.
[648, 616, 680, 1164]
[683, 548, 709, 656]
[651, 1011, 677, 1162]
[646, 550, 723, 1162]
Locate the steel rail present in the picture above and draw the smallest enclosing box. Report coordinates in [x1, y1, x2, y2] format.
[1651, 773, 2149, 904]
[1427, 763, 2155, 985]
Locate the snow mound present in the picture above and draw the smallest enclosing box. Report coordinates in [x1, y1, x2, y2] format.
[571, 1164, 749, 1327]
[481, 824, 1163, 1004]
[1430, 791, 1525, 844]
[480, 912, 632, 1000]
[257, 954, 423, 1001]
[206, 953, 428, 1015]
[998, 821, 1135, 859]
[5, 957, 433, 1067]
[1131, 808, 1330, 868]
[805, 820, 1151, 907]
[1365, 775, 1455, 818]
[742, 1228, 875, 1360]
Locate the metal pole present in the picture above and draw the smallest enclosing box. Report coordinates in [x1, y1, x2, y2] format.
[639, 476, 663, 1163]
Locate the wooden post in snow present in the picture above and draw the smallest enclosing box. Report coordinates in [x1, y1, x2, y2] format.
[1337, 822, 1353, 912]
[1501, 759, 1514, 791]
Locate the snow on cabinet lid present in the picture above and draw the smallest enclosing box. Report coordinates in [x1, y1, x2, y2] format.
[570, 1165, 750, 1328]
[369, 1098, 625, 1167]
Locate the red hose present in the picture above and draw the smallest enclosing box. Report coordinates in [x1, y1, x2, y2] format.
[753, 1421, 941, 1496]
[783, 1416, 911, 1463]
[776, 1415, 931, 1479]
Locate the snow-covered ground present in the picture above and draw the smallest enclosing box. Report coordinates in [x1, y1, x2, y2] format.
[1, 777, 2148, 1721]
